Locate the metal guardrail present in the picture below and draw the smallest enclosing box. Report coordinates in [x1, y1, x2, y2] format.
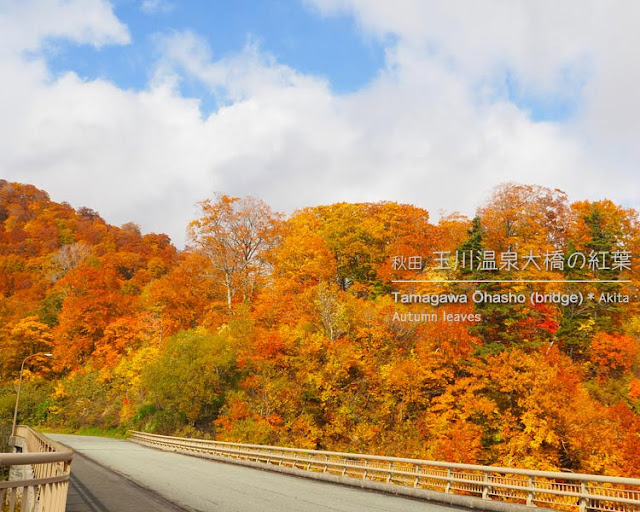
[1, 426, 73, 512]
[130, 430, 640, 512]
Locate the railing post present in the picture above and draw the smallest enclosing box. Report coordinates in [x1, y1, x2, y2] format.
[22, 484, 30, 512]
[10, 487, 17, 511]
[482, 471, 491, 500]
[526, 475, 535, 506]
[445, 468, 452, 493]
[578, 481, 589, 512]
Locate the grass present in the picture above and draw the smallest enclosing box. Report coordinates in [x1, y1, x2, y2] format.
[40, 425, 128, 439]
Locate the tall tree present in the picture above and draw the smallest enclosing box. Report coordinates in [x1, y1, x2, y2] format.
[188, 195, 282, 311]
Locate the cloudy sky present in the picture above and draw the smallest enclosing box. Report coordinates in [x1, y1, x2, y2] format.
[1, 0, 639, 246]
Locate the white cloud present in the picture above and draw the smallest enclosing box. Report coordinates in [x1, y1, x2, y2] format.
[0, 1, 638, 248]
[155, 31, 325, 102]
[0, 0, 130, 51]
[140, 0, 174, 15]
[152, 31, 601, 218]
[307, 0, 597, 92]
[305, 0, 640, 201]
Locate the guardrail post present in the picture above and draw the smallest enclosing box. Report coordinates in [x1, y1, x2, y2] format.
[386, 461, 393, 483]
[578, 481, 589, 512]
[445, 468, 452, 493]
[482, 471, 491, 500]
[526, 475, 535, 506]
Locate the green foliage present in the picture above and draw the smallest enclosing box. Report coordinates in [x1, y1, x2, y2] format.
[38, 292, 64, 327]
[49, 371, 117, 430]
[559, 202, 632, 359]
[0, 386, 15, 474]
[457, 217, 513, 353]
[139, 328, 238, 433]
[1, 380, 54, 428]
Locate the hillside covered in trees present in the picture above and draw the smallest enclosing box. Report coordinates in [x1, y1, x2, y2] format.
[1, 179, 639, 476]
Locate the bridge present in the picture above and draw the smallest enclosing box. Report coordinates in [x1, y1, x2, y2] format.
[2, 427, 640, 512]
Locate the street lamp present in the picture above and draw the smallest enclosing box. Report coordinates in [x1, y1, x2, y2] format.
[11, 352, 53, 437]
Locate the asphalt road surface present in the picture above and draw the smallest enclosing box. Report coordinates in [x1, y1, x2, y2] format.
[49, 434, 462, 512]
[63, 450, 185, 512]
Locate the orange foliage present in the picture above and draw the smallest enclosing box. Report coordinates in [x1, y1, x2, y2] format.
[2, 180, 640, 477]
[590, 332, 640, 375]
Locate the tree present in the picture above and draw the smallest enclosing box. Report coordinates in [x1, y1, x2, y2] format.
[145, 252, 221, 336]
[471, 184, 569, 353]
[140, 328, 237, 433]
[558, 200, 639, 358]
[187, 195, 281, 311]
[478, 183, 569, 252]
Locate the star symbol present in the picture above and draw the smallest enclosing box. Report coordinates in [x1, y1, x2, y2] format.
[587, 293, 595, 300]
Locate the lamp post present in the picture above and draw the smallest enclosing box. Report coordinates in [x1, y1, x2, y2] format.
[11, 352, 53, 437]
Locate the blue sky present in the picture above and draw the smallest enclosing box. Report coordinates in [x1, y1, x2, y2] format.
[44, 0, 388, 115]
[1, 0, 638, 246]
[42, 0, 575, 121]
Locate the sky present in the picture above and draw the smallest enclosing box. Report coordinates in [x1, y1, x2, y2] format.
[1, 0, 639, 247]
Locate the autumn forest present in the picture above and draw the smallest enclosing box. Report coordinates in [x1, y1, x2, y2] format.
[1, 180, 639, 476]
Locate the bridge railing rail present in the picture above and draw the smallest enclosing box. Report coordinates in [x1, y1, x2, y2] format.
[1, 426, 73, 512]
[129, 430, 640, 512]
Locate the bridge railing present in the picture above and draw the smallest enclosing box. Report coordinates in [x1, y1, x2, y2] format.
[129, 430, 640, 512]
[1, 426, 73, 512]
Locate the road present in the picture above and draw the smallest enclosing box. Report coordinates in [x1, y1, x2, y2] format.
[49, 434, 463, 512]
[63, 450, 185, 512]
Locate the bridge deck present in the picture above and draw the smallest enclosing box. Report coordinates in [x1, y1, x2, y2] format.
[65, 451, 186, 512]
[49, 434, 463, 512]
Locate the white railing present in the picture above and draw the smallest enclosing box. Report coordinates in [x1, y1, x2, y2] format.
[0, 426, 73, 512]
[130, 430, 640, 512]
